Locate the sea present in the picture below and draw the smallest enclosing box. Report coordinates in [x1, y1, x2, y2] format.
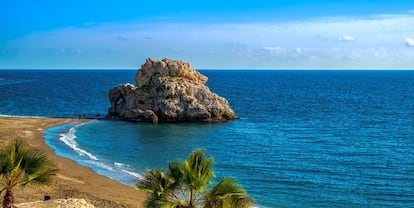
[0, 69, 413, 208]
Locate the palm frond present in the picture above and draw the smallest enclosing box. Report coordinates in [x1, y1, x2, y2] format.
[136, 149, 253, 208]
[205, 178, 253, 208]
[0, 139, 57, 189]
[167, 160, 184, 182]
[136, 169, 175, 198]
[184, 149, 214, 192]
[156, 199, 188, 208]
[142, 187, 188, 208]
[21, 148, 57, 186]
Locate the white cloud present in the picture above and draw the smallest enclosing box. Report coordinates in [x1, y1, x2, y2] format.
[405, 38, 414, 47]
[262, 46, 283, 52]
[339, 35, 355, 41]
[4, 12, 414, 69]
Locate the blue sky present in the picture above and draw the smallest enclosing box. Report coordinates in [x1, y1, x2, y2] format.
[1, 0, 414, 69]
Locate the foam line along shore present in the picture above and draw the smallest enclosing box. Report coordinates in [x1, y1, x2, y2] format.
[0, 116, 146, 208]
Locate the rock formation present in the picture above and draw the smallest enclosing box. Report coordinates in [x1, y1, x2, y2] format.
[108, 58, 238, 123]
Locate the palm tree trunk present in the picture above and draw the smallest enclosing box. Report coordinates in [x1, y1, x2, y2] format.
[189, 186, 194, 208]
[2, 189, 13, 208]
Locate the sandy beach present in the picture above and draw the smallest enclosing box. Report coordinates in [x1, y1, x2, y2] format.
[0, 116, 146, 208]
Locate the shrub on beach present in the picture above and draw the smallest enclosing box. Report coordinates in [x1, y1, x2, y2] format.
[136, 148, 253, 208]
[0, 139, 57, 208]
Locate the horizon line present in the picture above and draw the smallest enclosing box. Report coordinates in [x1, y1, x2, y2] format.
[1, 67, 414, 71]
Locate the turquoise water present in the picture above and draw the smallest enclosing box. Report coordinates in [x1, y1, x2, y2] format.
[2, 70, 414, 207]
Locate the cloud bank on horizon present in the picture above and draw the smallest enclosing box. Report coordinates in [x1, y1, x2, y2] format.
[1, 1, 414, 69]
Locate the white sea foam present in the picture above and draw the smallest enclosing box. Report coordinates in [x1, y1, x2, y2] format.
[59, 124, 98, 160]
[85, 160, 115, 171]
[121, 169, 143, 179]
[114, 162, 128, 167]
[0, 114, 46, 118]
[114, 162, 143, 179]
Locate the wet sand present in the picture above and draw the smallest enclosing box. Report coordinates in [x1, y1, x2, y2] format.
[0, 116, 146, 207]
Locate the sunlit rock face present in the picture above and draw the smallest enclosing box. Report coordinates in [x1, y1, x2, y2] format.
[108, 58, 238, 123]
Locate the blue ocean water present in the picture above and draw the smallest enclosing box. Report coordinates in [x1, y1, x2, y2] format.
[1, 70, 414, 207]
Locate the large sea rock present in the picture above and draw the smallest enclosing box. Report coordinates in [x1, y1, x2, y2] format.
[108, 58, 238, 123]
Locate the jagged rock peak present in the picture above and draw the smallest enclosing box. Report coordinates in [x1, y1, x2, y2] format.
[135, 58, 208, 88]
[108, 58, 238, 123]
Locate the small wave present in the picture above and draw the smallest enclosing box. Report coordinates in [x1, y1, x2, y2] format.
[59, 124, 98, 160]
[114, 162, 129, 168]
[0, 114, 47, 118]
[87, 160, 142, 183]
[114, 162, 143, 179]
[85, 160, 115, 171]
[122, 169, 143, 179]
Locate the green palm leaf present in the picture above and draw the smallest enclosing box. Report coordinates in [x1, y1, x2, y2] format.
[0, 139, 57, 208]
[136, 169, 175, 198]
[183, 149, 214, 193]
[205, 178, 252, 208]
[136, 148, 253, 208]
[21, 148, 57, 186]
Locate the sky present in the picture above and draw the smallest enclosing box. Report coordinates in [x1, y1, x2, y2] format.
[1, 0, 414, 69]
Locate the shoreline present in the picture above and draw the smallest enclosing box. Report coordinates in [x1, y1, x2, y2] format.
[0, 116, 145, 207]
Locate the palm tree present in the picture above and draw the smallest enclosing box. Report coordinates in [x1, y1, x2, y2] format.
[204, 178, 252, 208]
[136, 149, 253, 208]
[137, 169, 176, 207]
[0, 139, 57, 208]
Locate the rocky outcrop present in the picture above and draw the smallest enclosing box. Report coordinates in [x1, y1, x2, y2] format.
[108, 58, 238, 123]
[15, 198, 95, 208]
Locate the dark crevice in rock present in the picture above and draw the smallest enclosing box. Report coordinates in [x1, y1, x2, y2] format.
[108, 58, 238, 123]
